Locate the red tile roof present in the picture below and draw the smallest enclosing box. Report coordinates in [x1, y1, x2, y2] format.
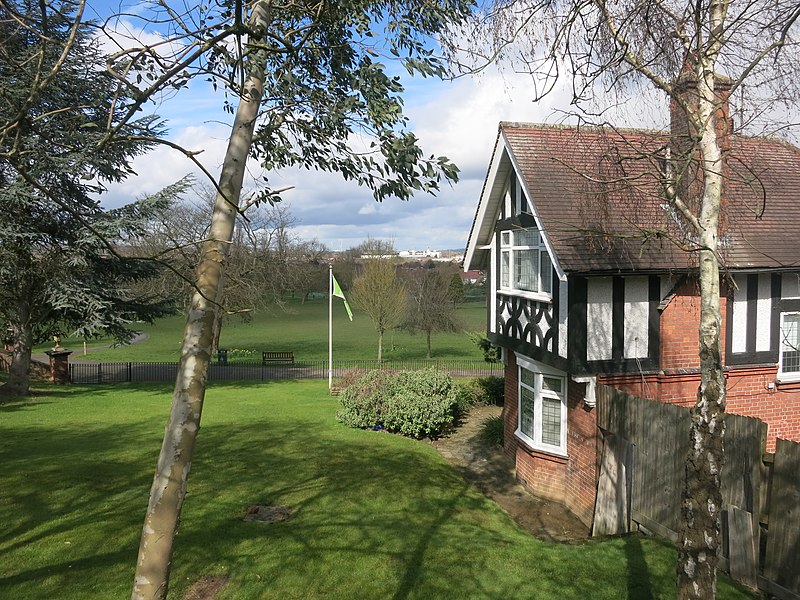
[499, 122, 800, 273]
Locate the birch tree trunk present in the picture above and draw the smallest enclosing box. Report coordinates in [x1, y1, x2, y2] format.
[677, 8, 728, 595]
[131, 3, 271, 598]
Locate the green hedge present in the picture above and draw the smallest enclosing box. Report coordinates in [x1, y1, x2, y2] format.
[337, 368, 460, 438]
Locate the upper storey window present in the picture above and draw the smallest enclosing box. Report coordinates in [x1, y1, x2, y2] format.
[779, 312, 800, 378]
[500, 228, 552, 299]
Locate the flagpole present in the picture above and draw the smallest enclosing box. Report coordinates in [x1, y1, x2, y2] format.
[328, 263, 333, 390]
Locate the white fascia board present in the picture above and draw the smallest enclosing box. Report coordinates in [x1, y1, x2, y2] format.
[503, 133, 567, 283]
[464, 132, 509, 272]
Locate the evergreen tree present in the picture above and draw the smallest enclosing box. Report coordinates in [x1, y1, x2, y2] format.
[0, 1, 179, 396]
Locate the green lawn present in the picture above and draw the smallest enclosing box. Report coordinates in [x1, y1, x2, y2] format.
[73, 299, 489, 363]
[0, 382, 754, 599]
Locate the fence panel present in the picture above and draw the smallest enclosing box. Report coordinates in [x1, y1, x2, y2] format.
[598, 386, 688, 536]
[597, 384, 800, 599]
[764, 438, 800, 597]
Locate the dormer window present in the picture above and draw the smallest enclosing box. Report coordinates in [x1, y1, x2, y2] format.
[500, 227, 552, 299]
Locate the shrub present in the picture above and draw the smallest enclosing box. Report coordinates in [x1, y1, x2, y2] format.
[477, 376, 504, 406]
[467, 331, 501, 363]
[382, 369, 459, 438]
[478, 415, 505, 447]
[458, 376, 505, 407]
[337, 368, 460, 438]
[336, 369, 394, 429]
[335, 368, 370, 390]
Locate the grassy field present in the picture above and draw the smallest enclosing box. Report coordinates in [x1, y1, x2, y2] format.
[0, 382, 755, 600]
[71, 299, 488, 363]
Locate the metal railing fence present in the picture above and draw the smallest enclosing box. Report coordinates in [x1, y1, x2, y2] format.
[68, 359, 502, 384]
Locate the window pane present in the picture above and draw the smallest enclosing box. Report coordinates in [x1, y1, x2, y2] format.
[520, 191, 531, 214]
[540, 250, 552, 294]
[520, 387, 536, 437]
[501, 231, 511, 247]
[782, 274, 800, 299]
[501, 251, 510, 288]
[781, 314, 800, 373]
[515, 249, 538, 291]
[541, 397, 562, 446]
[516, 229, 539, 247]
[520, 367, 535, 389]
[541, 376, 562, 394]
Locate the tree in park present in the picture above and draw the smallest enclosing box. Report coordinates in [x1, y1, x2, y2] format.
[448, 270, 465, 307]
[350, 258, 408, 362]
[404, 267, 464, 358]
[447, 1, 800, 597]
[0, 1, 180, 398]
[100, 2, 474, 598]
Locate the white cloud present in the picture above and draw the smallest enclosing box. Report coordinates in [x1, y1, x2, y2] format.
[100, 59, 674, 252]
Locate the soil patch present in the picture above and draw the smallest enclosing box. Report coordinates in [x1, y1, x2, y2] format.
[243, 504, 292, 523]
[430, 405, 590, 542]
[182, 575, 229, 600]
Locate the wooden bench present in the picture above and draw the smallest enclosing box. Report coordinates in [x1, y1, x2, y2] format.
[262, 351, 294, 365]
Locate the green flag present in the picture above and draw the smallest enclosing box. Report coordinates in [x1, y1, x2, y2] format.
[332, 273, 353, 321]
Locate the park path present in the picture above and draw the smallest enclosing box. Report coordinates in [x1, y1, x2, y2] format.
[430, 405, 590, 542]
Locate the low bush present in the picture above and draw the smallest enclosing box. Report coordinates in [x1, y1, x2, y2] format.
[458, 376, 505, 407]
[336, 369, 394, 429]
[478, 415, 505, 447]
[337, 368, 460, 438]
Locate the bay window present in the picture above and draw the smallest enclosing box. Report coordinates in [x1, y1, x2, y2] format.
[516, 356, 567, 455]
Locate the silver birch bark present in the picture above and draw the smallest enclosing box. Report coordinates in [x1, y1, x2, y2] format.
[677, 2, 728, 598]
[131, 2, 271, 598]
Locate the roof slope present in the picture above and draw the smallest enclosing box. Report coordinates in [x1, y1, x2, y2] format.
[468, 122, 800, 273]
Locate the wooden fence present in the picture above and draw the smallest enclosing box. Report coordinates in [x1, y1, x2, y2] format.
[595, 385, 800, 599]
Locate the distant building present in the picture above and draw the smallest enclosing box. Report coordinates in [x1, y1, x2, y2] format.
[398, 249, 441, 259]
[460, 270, 484, 285]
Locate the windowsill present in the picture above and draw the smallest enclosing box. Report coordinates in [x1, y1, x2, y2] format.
[514, 431, 568, 460]
[776, 372, 800, 386]
[498, 289, 553, 304]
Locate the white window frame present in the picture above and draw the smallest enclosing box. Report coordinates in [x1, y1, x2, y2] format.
[515, 354, 567, 456]
[778, 311, 800, 382]
[499, 228, 553, 302]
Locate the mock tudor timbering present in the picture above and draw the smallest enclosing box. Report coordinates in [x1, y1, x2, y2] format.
[465, 113, 800, 524]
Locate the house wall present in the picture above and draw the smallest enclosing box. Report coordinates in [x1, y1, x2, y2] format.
[599, 280, 800, 452]
[502, 352, 599, 526]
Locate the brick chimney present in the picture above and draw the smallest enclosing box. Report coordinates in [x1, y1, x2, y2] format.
[669, 63, 733, 213]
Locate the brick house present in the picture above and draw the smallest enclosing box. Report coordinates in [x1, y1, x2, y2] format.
[463, 89, 800, 525]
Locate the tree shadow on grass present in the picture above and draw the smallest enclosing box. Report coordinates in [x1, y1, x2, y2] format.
[0, 390, 684, 600]
[624, 534, 655, 600]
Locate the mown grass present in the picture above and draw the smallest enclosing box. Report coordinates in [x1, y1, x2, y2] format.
[74, 299, 488, 363]
[0, 382, 754, 600]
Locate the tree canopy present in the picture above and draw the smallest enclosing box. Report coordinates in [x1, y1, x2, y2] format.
[0, 0, 180, 396]
[117, 2, 477, 598]
[351, 258, 408, 362]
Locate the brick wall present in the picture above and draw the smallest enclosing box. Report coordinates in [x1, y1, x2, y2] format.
[502, 354, 599, 526]
[597, 280, 800, 451]
[659, 280, 729, 371]
[726, 367, 800, 451]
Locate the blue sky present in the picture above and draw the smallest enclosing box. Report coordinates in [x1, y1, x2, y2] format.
[91, 3, 668, 252]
